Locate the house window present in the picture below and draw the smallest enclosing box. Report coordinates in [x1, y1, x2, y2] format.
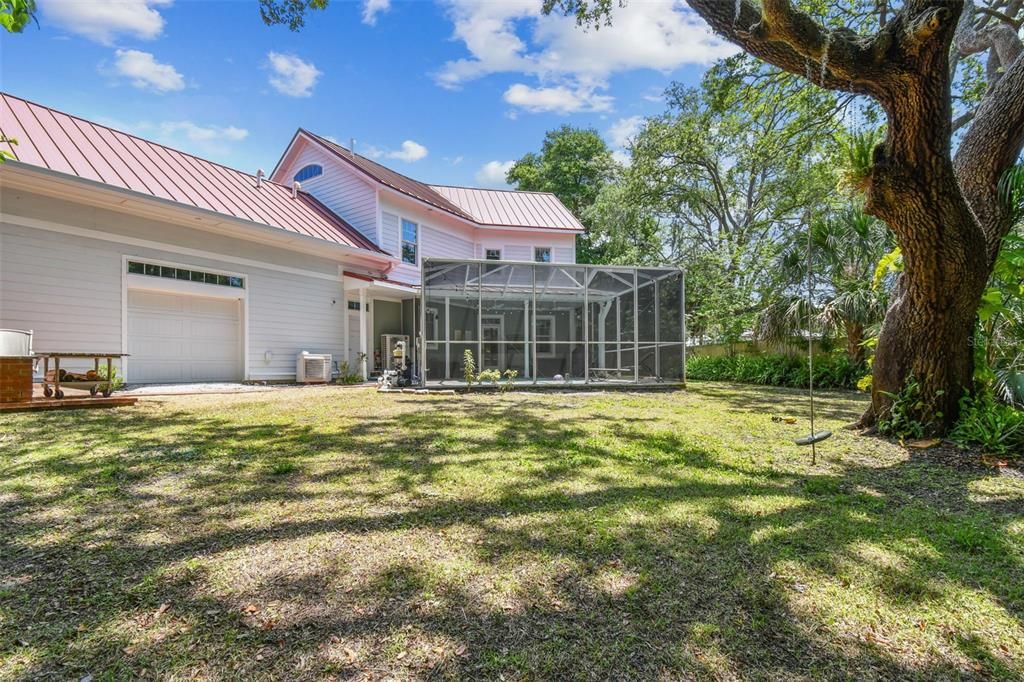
[347, 301, 361, 311]
[293, 164, 323, 183]
[535, 315, 555, 357]
[127, 260, 244, 288]
[485, 248, 502, 261]
[534, 247, 552, 263]
[401, 219, 418, 265]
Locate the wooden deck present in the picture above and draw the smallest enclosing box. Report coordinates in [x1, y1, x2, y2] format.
[0, 385, 137, 413]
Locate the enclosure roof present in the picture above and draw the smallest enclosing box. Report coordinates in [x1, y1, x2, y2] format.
[299, 130, 585, 232]
[0, 92, 385, 255]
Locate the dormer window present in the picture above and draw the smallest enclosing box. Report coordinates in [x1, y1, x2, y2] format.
[293, 164, 323, 183]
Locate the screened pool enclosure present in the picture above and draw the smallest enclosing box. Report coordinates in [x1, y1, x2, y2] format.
[419, 259, 686, 385]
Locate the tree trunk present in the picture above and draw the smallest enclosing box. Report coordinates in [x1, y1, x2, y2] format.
[870, 265, 984, 432]
[860, 101, 990, 430]
[844, 320, 864, 365]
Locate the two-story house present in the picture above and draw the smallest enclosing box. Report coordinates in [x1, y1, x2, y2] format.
[0, 92, 585, 384]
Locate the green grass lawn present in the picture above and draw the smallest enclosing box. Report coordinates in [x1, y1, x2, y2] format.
[1, 383, 1022, 680]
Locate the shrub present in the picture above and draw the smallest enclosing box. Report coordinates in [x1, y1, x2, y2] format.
[950, 392, 1024, 456]
[477, 369, 501, 385]
[335, 360, 363, 385]
[685, 352, 862, 390]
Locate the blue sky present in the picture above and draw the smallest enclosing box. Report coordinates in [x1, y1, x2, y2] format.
[0, 0, 735, 187]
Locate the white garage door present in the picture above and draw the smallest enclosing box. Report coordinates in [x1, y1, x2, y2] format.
[128, 289, 242, 383]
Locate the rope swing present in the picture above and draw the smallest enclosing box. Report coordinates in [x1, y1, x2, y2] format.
[794, 209, 832, 462]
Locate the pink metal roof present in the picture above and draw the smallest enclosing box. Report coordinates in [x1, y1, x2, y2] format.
[428, 185, 584, 231]
[299, 131, 584, 232]
[0, 93, 385, 255]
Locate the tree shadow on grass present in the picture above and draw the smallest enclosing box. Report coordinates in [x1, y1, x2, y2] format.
[1, 391, 1022, 679]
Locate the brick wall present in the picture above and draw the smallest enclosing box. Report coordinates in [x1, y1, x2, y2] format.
[0, 358, 33, 403]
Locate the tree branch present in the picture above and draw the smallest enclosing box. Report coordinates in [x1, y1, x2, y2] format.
[954, 49, 1024, 264]
[688, 0, 963, 102]
[955, 0, 1024, 85]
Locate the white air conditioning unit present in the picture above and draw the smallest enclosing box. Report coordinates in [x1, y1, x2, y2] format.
[297, 351, 331, 383]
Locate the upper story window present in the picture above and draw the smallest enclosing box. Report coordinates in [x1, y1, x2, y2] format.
[401, 219, 418, 265]
[534, 247, 552, 263]
[293, 164, 323, 183]
[485, 248, 502, 261]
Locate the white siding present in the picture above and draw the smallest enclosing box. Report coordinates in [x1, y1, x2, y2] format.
[503, 244, 532, 261]
[1, 189, 349, 381]
[0, 225, 122, 361]
[382, 211, 400, 257]
[422, 225, 474, 259]
[554, 246, 575, 263]
[279, 144, 379, 245]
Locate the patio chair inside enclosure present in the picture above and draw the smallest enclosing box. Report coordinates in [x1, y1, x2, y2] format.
[419, 260, 687, 386]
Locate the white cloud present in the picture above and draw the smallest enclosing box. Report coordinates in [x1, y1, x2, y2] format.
[366, 140, 428, 162]
[362, 0, 390, 25]
[157, 121, 249, 143]
[642, 87, 665, 103]
[112, 49, 184, 92]
[435, 0, 737, 113]
[39, 0, 171, 45]
[266, 52, 322, 98]
[475, 160, 514, 187]
[503, 83, 612, 114]
[389, 140, 428, 162]
[607, 115, 643, 149]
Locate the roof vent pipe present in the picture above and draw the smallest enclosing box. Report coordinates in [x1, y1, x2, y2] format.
[256, 168, 264, 189]
[349, 138, 356, 157]
[292, 180, 301, 199]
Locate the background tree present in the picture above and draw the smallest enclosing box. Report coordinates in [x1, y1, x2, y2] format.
[619, 57, 838, 344]
[506, 125, 616, 263]
[758, 205, 892, 364]
[546, 0, 1024, 433]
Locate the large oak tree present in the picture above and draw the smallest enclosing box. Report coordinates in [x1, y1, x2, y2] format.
[547, 0, 1024, 432]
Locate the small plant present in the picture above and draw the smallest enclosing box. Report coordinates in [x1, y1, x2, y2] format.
[838, 128, 882, 195]
[856, 374, 873, 392]
[477, 369, 501, 385]
[335, 360, 363, 385]
[501, 368, 519, 392]
[267, 460, 297, 476]
[877, 377, 933, 441]
[97, 364, 123, 391]
[950, 392, 1024, 456]
[463, 349, 476, 388]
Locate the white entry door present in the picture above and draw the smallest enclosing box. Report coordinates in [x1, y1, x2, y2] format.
[128, 289, 242, 383]
[347, 311, 362, 369]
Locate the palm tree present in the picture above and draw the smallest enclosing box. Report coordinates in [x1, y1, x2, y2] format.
[758, 205, 892, 365]
[985, 164, 1024, 406]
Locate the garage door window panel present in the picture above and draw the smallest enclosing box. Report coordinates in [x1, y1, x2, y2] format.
[127, 260, 245, 289]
